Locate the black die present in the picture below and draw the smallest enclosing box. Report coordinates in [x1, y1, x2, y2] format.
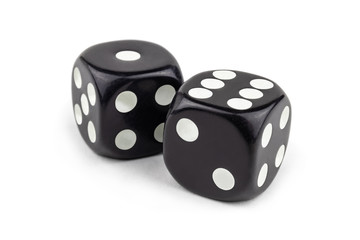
[163, 70, 291, 201]
[72, 40, 183, 159]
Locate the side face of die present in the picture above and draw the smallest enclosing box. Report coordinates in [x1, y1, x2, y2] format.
[163, 70, 291, 201]
[72, 40, 183, 159]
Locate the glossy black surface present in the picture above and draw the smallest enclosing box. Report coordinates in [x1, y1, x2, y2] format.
[163, 70, 291, 201]
[72, 40, 183, 159]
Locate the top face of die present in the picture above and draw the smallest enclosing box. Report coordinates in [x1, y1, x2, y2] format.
[179, 70, 285, 112]
[80, 40, 180, 74]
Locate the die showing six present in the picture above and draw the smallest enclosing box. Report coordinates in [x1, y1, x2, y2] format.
[72, 40, 291, 201]
[163, 70, 291, 201]
[72, 40, 183, 159]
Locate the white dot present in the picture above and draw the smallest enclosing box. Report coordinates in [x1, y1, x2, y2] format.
[154, 123, 165, 143]
[200, 78, 225, 89]
[239, 88, 263, 99]
[81, 94, 89, 115]
[280, 106, 290, 129]
[275, 145, 286, 167]
[155, 85, 176, 106]
[115, 129, 137, 150]
[262, 123, 272, 148]
[115, 91, 137, 113]
[227, 98, 252, 110]
[188, 88, 213, 99]
[115, 51, 141, 61]
[212, 168, 235, 191]
[74, 104, 82, 125]
[73, 67, 82, 89]
[176, 118, 199, 142]
[257, 164, 268, 187]
[212, 70, 236, 80]
[87, 121, 96, 143]
[87, 83, 96, 106]
[250, 79, 274, 89]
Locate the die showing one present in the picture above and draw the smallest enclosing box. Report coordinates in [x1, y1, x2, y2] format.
[163, 70, 291, 201]
[72, 40, 183, 159]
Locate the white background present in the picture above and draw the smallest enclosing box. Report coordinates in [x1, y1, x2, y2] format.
[0, 0, 359, 239]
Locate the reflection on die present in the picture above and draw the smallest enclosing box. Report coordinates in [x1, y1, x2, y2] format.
[163, 70, 291, 201]
[72, 40, 183, 159]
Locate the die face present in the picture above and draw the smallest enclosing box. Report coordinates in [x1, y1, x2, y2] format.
[164, 97, 253, 201]
[163, 70, 291, 201]
[72, 58, 100, 149]
[181, 70, 284, 112]
[72, 40, 183, 159]
[252, 96, 291, 194]
[80, 40, 181, 74]
[97, 70, 182, 159]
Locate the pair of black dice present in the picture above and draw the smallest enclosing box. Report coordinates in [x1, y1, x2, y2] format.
[72, 40, 291, 201]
